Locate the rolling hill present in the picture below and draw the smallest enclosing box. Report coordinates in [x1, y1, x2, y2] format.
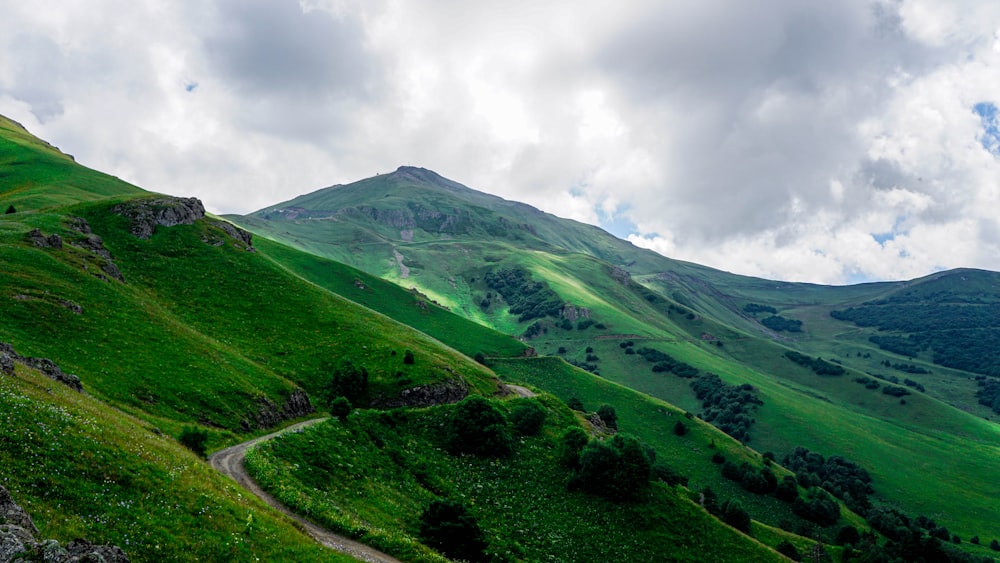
[228, 164, 1000, 559]
[0, 116, 821, 561]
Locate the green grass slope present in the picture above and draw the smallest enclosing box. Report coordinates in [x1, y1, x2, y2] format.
[0, 361, 349, 562]
[245, 397, 789, 563]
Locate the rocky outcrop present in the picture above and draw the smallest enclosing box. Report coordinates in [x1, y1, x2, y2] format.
[610, 266, 632, 287]
[241, 389, 314, 432]
[67, 217, 125, 283]
[372, 380, 469, 408]
[25, 229, 62, 249]
[0, 485, 129, 563]
[201, 220, 255, 251]
[0, 343, 82, 392]
[112, 197, 205, 239]
[561, 304, 590, 321]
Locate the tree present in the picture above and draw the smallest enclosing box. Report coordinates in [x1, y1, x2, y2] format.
[403, 350, 415, 364]
[720, 498, 751, 533]
[419, 499, 488, 562]
[596, 404, 618, 430]
[558, 426, 589, 469]
[4, 205, 14, 214]
[566, 397, 585, 411]
[445, 396, 512, 457]
[329, 396, 352, 422]
[991, 539, 1000, 551]
[775, 540, 800, 561]
[325, 360, 368, 404]
[509, 399, 546, 436]
[473, 352, 486, 364]
[179, 426, 208, 458]
[673, 420, 688, 436]
[836, 525, 860, 546]
[569, 434, 652, 502]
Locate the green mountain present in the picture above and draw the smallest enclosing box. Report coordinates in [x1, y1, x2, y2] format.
[229, 165, 1000, 560]
[0, 117, 813, 561]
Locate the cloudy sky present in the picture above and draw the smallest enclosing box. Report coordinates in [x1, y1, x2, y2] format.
[2, 0, 999, 284]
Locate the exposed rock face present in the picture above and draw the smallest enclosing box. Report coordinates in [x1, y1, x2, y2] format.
[242, 389, 314, 432]
[561, 304, 590, 321]
[0, 485, 129, 563]
[25, 229, 62, 249]
[214, 221, 254, 250]
[0, 343, 82, 392]
[112, 197, 205, 239]
[67, 218, 125, 283]
[610, 266, 632, 287]
[372, 380, 469, 408]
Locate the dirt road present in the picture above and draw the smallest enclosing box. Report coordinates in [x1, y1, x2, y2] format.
[209, 418, 403, 563]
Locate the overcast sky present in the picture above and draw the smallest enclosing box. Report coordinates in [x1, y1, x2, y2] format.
[2, 1, 999, 284]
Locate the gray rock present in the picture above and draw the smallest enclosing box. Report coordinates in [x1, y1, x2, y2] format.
[111, 197, 205, 239]
[0, 343, 82, 392]
[372, 379, 469, 408]
[241, 389, 314, 431]
[25, 229, 63, 249]
[70, 234, 124, 283]
[0, 486, 129, 562]
[0, 486, 37, 535]
[212, 220, 254, 251]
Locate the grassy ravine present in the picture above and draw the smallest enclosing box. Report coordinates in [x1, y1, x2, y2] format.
[245, 397, 787, 563]
[0, 363, 348, 562]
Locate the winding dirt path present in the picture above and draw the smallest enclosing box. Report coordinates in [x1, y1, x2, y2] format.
[209, 418, 403, 563]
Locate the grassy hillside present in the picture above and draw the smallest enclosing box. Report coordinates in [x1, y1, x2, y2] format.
[0, 361, 348, 562]
[245, 395, 790, 562]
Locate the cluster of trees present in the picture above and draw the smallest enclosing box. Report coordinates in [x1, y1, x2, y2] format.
[743, 303, 777, 315]
[444, 395, 547, 458]
[832, 300, 1000, 377]
[565, 432, 654, 502]
[760, 315, 803, 333]
[691, 374, 762, 443]
[974, 376, 1000, 414]
[483, 268, 563, 322]
[419, 499, 489, 562]
[781, 446, 873, 514]
[853, 376, 919, 398]
[784, 351, 846, 376]
[635, 347, 699, 378]
[879, 359, 931, 374]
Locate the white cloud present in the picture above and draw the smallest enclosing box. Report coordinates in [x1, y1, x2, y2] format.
[1, 0, 999, 283]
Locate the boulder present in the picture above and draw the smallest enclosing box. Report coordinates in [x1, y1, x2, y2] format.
[0, 343, 82, 392]
[112, 197, 205, 239]
[0, 485, 129, 563]
[372, 380, 469, 408]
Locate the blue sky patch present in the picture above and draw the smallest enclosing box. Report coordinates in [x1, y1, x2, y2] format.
[185, 82, 199, 92]
[974, 102, 999, 155]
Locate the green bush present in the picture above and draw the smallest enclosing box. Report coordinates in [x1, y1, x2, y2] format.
[775, 540, 800, 560]
[558, 426, 589, 469]
[569, 434, 652, 502]
[720, 499, 751, 533]
[418, 499, 488, 562]
[445, 396, 513, 457]
[178, 426, 208, 458]
[509, 399, 546, 436]
[324, 359, 369, 404]
[329, 396, 352, 421]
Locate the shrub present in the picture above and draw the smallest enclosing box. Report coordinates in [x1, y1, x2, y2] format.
[324, 360, 369, 404]
[775, 540, 800, 561]
[329, 396, 352, 421]
[596, 404, 618, 430]
[836, 525, 860, 546]
[418, 499, 488, 562]
[179, 426, 208, 458]
[445, 396, 512, 457]
[474, 352, 486, 364]
[4, 205, 14, 214]
[720, 499, 751, 533]
[566, 397, 585, 411]
[403, 350, 415, 364]
[569, 434, 652, 502]
[991, 539, 1000, 551]
[509, 399, 546, 436]
[652, 463, 688, 487]
[673, 420, 688, 436]
[558, 426, 589, 469]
